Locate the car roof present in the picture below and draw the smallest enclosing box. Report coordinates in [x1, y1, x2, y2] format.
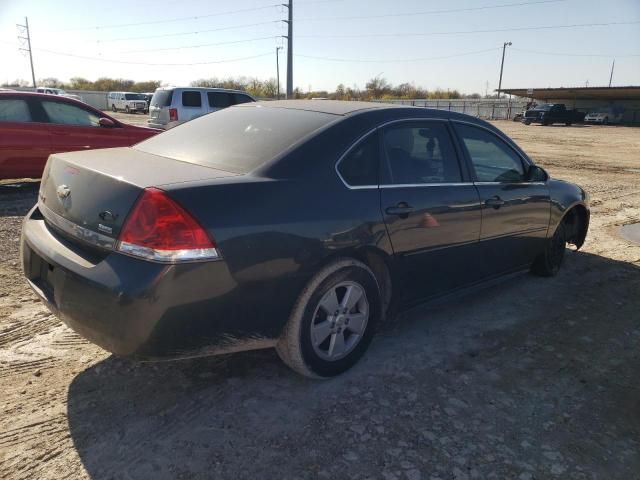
[159, 86, 253, 95]
[242, 99, 409, 116]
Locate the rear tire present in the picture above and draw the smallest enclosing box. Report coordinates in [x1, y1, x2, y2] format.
[531, 222, 567, 277]
[276, 259, 381, 378]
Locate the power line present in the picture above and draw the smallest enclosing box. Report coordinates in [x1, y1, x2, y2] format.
[117, 35, 278, 54]
[511, 47, 640, 57]
[294, 47, 501, 63]
[297, 0, 568, 22]
[46, 4, 281, 32]
[98, 20, 283, 43]
[297, 20, 640, 38]
[19, 46, 274, 66]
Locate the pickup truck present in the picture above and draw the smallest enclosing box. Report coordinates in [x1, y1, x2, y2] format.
[522, 103, 583, 126]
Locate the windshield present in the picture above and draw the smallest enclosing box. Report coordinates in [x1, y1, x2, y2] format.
[135, 105, 337, 174]
[125, 93, 145, 100]
[533, 104, 553, 111]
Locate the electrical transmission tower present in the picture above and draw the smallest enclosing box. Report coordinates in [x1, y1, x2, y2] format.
[17, 17, 37, 88]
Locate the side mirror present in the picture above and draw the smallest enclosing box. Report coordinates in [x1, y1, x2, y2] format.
[527, 165, 548, 182]
[98, 117, 116, 128]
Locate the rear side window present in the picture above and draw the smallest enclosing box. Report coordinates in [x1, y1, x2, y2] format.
[233, 94, 253, 104]
[455, 123, 525, 183]
[151, 90, 173, 107]
[182, 91, 202, 107]
[41, 101, 100, 127]
[337, 132, 379, 187]
[207, 92, 232, 108]
[382, 122, 461, 184]
[0, 99, 32, 122]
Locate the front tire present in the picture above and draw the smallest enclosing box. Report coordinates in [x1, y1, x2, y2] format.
[276, 259, 382, 378]
[125, 105, 130, 114]
[531, 222, 567, 277]
[111, 104, 116, 112]
[523, 119, 532, 125]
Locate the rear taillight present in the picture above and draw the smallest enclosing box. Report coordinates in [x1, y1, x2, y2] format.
[116, 188, 218, 262]
[169, 108, 178, 122]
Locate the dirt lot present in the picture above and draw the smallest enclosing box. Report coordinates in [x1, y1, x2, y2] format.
[1, 121, 639, 480]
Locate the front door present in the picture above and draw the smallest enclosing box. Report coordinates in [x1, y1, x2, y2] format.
[452, 122, 551, 274]
[38, 99, 130, 153]
[379, 120, 483, 302]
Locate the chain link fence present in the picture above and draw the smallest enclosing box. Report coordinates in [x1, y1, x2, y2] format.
[377, 99, 529, 120]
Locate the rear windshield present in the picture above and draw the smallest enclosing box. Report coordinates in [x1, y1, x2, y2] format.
[151, 89, 173, 107]
[134, 105, 337, 174]
[125, 93, 145, 100]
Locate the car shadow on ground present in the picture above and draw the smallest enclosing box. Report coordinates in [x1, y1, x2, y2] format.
[0, 183, 38, 217]
[66, 250, 640, 479]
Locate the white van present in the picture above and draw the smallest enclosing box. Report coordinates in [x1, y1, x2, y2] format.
[147, 87, 255, 129]
[108, 92, 149, 114]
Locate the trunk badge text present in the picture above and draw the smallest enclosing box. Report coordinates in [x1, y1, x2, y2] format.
[56, 185, 71, 199]
[98, 224, 113, 234]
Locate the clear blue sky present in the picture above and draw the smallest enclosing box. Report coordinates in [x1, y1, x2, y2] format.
[1, 0, 639, 93]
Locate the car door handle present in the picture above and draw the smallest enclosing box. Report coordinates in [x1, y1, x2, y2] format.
[385, 203, 415, 216]
[485, 196, 505, 208]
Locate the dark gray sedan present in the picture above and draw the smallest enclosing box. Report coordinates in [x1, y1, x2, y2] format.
[21, 100, 589, 378]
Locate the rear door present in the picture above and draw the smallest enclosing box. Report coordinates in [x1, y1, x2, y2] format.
[149, 89, 173, 126]
[0, 96, 52, 179]
[38, 98, 130, 153]
[379, 119, 483, 302]
[452, 122, 551, 274]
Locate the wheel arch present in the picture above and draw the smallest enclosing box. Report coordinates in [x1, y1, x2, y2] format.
[307, 246, 396, 321]
[557, 202, 589, 249]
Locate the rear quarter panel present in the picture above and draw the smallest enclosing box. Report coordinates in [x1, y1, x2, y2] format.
[161, 115, 394, 336]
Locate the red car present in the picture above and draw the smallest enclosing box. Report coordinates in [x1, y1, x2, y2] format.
[0, 92, 160, 180]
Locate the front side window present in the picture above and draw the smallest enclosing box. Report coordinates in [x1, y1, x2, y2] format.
[455, 123, 525, 183]
[337, 132, 379, 187]
[382, 122, 461, 185]
[0, 99, 32, 122]
[207, 92, 232, 108]
[182, 91, 202, 107]
[41, 100, 100, 127]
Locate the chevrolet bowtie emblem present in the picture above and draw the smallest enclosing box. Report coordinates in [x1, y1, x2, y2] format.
[56, 185, 71, 199]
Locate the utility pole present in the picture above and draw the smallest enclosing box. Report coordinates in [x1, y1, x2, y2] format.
[608, 59, 615, 87]
[283, 0, 293, 98]
[276, 46, 282, 99]
[497, 41, 512, 99]
[17, 17, 36, 89]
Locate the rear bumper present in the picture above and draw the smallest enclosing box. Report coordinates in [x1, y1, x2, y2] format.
[147, 121, 176, 130]
[20, 206, 276, 359]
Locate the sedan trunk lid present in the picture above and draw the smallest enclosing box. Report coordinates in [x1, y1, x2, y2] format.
[38, 147, 238, 246]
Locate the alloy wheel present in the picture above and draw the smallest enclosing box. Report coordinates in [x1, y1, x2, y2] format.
[310, 281, 369, 361]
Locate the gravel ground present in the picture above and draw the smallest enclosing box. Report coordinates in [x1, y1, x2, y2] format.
[0, 121, 639, 480]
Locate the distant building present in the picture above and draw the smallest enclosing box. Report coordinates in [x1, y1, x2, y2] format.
[500, 86, 640, 124]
